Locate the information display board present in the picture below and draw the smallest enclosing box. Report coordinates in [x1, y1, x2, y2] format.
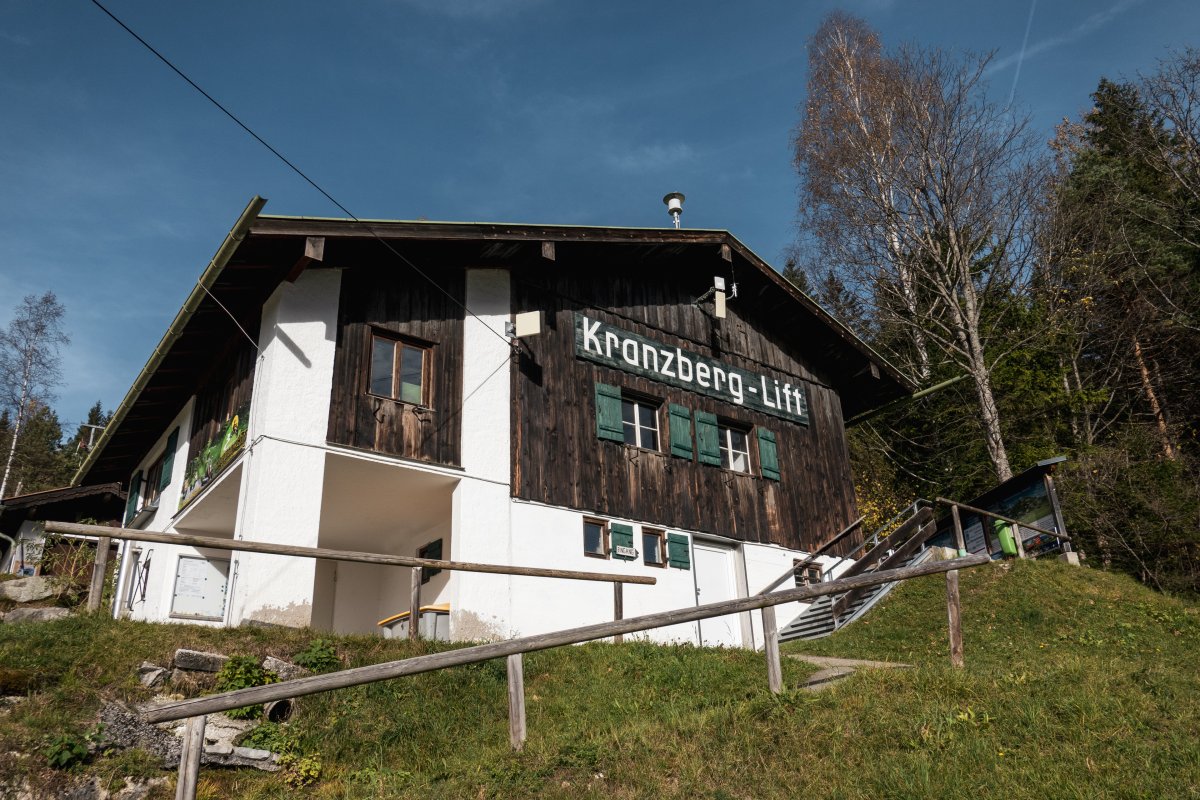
[169, 556, 230, 621]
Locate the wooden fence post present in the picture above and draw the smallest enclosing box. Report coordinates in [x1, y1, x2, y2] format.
[409, 566, 421, 641]
[613, 582, 624, 644]
[87, 536, 111, 613]
[950, 506, 967, 557]
[175, 714, 206, 800]
[761, 605, 783, 694]
[945, 570, 964, 668]
[506, 653, 526, 751]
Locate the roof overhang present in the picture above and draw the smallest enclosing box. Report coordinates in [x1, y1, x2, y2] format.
[77, 200, 914, 487]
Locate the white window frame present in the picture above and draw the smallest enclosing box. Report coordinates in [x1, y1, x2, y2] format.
[621, 396, 661, 451]
[718, 423, 751, 473]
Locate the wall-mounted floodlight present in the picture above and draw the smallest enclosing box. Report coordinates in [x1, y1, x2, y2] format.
[663, 192, 685, 228]
[506, 310, 544, 339]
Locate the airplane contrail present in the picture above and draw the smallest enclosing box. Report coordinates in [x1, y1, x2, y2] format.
[1009, 0, 1038, 106]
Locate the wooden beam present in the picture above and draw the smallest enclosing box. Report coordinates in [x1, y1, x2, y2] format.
[175, 715, 206, 800]
[44, 521, 657, 586]
[541, 241, 556, 261]
[613, 582, 624, 644]
[409, 566, 421, 641]
[935, 498, 1069, 542]
[946, 570, 963, 668]
[141, 553, 989, 724]
[284, 236, 325, 282]
[507, 654, 526, 751]
[761, 605, 782, 694]
[950, 505, 967, 555]
[1043, 474, 1071, 551]
[87, 536, 111, 613]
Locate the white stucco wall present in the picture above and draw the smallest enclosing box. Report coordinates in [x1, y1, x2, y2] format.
[448, 268, 516, 640]
[228, 268, 342, 627]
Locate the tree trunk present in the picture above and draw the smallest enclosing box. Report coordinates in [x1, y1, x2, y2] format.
[1131, 334, 1176, 461]
[0, 365, 31, 499]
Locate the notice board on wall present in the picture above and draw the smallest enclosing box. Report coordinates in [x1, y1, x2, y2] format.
[170, 555, 230, 621]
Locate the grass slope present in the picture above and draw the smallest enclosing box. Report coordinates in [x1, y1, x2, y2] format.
[1, 559, 1197, 799]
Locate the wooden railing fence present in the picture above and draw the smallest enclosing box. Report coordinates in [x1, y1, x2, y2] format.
[139, 553, 987, 798]
[43, 520, 656, 644]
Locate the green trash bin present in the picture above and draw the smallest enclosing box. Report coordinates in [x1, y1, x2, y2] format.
[994, 519, 1019, 557]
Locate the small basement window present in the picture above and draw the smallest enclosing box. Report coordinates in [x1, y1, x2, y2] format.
[418, 539, 443, 584]
[643, 528, 666, 567]
[621, 396, 660, 450]
[369, 334, 428, 405]
[719, 423, 751, 473]
[583, 518, 608, 559]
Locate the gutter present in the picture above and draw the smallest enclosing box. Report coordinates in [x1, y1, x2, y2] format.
[72, 195, 268, 486]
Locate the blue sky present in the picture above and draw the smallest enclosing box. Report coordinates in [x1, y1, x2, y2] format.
[1, 0, 1197, 434]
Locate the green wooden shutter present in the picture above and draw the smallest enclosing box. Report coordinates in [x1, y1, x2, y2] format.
[757, 428, 781, 481]
[668, 403, 694, 459]
[595, 382, 624, 442]
[694, 411, 721, 466]
[124, 470, 142, 525]
[610, 523, 636, 560]
[159, 428, 179, 491]
[667, 533, 691, 569]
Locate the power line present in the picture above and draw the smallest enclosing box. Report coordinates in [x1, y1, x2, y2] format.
[89, 0, 514, 350]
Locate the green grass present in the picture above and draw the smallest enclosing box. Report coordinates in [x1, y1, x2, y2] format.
[1, 559, 1198, 798]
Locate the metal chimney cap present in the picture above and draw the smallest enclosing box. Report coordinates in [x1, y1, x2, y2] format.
[662, 192, 686, 211]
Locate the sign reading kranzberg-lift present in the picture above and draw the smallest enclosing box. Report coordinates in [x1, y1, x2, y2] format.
[574, 312, 809, 426]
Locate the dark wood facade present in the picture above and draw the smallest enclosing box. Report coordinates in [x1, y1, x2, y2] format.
[187, 335, 256, 465]
[510, 249, 861, 554]
[326, 257, 465, 467]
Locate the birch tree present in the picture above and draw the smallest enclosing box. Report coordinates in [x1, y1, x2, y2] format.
[795, 13, 1048, 481]
[0, 292, 68, 498]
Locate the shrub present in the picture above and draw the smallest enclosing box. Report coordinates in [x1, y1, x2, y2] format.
[293, 639, 340, 673]
[213, 656, 279, 720]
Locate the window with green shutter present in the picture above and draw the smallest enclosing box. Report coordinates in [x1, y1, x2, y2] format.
[757, 428, 780, 481]
[594, 382, 624, 442]
[693, 411, 721, 466]
[610, 522, 636, 560]
[124, 470, 142, 526]
[666, 533, 691, 569]
[159, 428, 179, 491]
[667, 403, 694, 459]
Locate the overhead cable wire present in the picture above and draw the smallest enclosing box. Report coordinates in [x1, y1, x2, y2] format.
[89, 0, 514, 349]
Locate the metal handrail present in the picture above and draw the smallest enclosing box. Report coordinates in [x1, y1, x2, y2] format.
[755, 516, 864, 595]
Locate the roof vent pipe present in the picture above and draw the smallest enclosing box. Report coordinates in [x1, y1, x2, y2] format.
[663, 192, 685, 228]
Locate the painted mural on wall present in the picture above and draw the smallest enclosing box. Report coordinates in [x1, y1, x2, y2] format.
[179, 404, 249, 510]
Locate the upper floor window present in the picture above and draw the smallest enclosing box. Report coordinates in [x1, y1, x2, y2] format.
[370, 334, 427, 405]
[719, 423, 751, 473]
[621, 396, 660, 450]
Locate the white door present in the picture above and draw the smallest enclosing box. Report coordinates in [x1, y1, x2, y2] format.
[693, 543, 742, 647]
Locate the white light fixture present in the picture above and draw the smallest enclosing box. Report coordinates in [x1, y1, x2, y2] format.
[663, 192, 685, 228]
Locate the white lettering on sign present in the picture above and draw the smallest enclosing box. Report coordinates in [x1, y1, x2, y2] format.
[574, 313, 809, 425]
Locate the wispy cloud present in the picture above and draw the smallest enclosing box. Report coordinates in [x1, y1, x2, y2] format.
[988, 0, 1145, 76]
[604, 143, 696, 174]
[387, 0, 547, 20]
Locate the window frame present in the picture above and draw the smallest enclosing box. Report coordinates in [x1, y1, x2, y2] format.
[793, 560, 824, 588]
[642, 527, 666, 568]
[140, 452, 166, 512]
[620, 392, 662, 452]
[366, 330, 431, 407]
[417, 539, 443, 584]
[717, 420, 753, 474]
[583, 517, 609, 560]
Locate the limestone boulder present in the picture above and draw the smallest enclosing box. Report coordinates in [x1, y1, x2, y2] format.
[3, 607, 71, 624]
[0, 576, 67, 603]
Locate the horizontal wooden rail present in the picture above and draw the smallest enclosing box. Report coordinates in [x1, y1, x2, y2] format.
[43, 521, 657, 586]
[141, 553, 989, 724]
[933, 498, 1071, 543]
[757, 517, 864, 595]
